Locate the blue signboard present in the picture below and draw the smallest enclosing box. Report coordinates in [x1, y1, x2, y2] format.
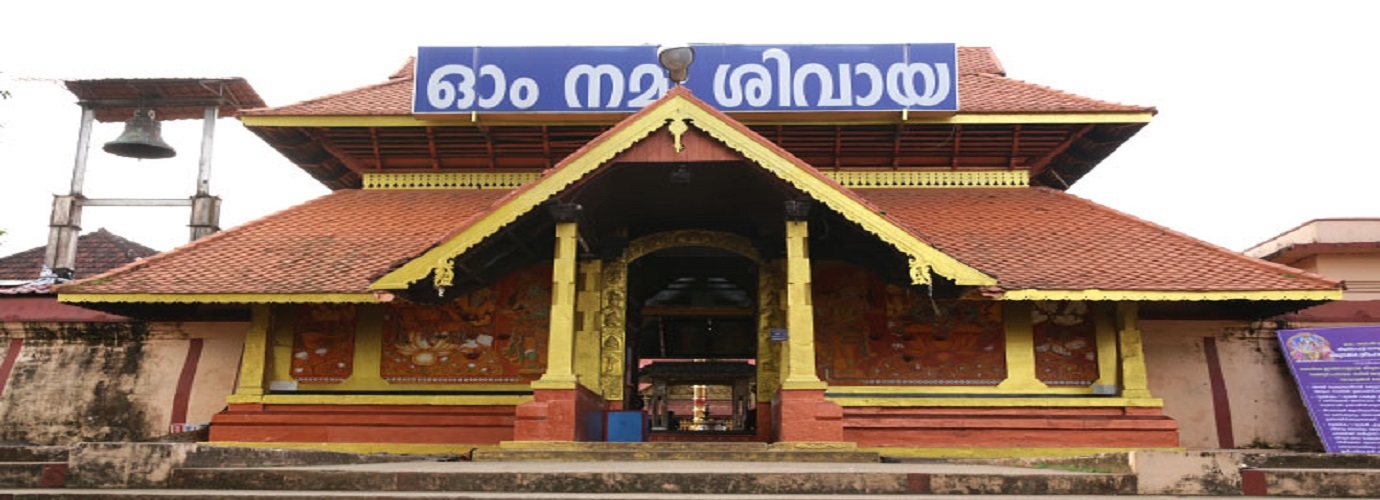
[413, 44, 957, 114]
[1277, 326, 1380, 453]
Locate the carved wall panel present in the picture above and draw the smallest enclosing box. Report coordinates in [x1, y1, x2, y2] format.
[290, 304, 357, 384]
[381, 263, 552, 383]
[813, 260, 1006, 385]
[1032, 300, 1098, 385]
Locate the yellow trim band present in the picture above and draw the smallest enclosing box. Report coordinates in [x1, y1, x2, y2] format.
[824, 170, 1027, 188]
[363, 172, 540, 190]
[60, 293, 380, 304]
[865, 447, 1178, 459]
[999, 289, 1342, 301]
[241, 112, 1154, 128]
[226, 394, 533, 405]
[372, 94, 997, 290]
[369, 101, 676, 290]
[827, 396, 1164, 407]
[826, 385, 1091, 395]
[686, 99, 995, 287]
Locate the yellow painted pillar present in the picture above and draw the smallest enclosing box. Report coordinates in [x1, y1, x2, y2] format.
[344, 305, 384, 389]
[997, 302, 1048, 391]
[781, 218, 825, 390]
[573, 260, 603, 388]
[233, 304, 272, 397]
[1116, 301, 1153, 399]
[1092, 303, 1120, 393]
[533, 221, 579, 389]
[268, 305, 294, 384]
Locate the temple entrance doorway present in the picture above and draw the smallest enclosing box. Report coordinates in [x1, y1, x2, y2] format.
[625, 246, 761, 441]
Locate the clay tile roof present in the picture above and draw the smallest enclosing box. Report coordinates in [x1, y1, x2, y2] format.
[59, 190, 511, 295]
[390, 57, 416, 80]
[958, 47, 1005, 76]
[0, 228, 158, 281]
[242, 47, 1152, 117]
[246, 77, 414, 117]
[856, 187, 1339, 292]
[957, 74, 1148, 113]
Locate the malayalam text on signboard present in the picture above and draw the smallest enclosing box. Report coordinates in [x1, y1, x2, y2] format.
[1278, 326, 1380, 453]
[413, 44, 958, 114]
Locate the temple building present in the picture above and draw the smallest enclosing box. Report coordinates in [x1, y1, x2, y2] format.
[49, 45, 1341, 453]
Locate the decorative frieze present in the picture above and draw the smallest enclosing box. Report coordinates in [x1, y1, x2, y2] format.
[363, 172, 541, 190]
[821, 170, 1028, 188]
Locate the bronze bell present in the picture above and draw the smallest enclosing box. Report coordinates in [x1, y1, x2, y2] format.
[103, 108, 176, 159]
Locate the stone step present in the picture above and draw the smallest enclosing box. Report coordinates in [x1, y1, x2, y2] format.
[496, 441, 775, 451]
[0, 446, 70, 462]
[0, 462, 68, 488]
[478, 441, 880, 462]
[166, 461, 1135, 495]
[1242, 467, 1380, 498]
[473, 448, 879, 462]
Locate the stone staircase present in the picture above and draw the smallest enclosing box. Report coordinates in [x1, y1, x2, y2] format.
[3, 443, 1380, 498]
[473, 441, 882, 462]
[165, 460, 1135, 496]
[0, 446, 68, 488]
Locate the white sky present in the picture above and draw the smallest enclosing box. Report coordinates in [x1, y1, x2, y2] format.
[1, 1, 1376, 262]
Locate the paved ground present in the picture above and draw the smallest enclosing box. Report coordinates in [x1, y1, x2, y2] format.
[260, 460, 1093, 475]
[0, 491, 1215, 499]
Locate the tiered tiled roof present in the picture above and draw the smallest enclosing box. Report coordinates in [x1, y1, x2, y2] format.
[242, 47, 1151, 117]
[58, 185, 1336, 297]
[58, 190, 510, 296]
[59, 84, 1333, 300]
[855, 188, 1338, 292]
[0, 228, 158, 281]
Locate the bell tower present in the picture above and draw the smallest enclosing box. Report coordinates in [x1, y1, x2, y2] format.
[43, 78, 265, 278]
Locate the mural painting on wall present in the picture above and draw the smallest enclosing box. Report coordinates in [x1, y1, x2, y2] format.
[291, 304, 357, 384]
[812, 261, 1006, 385]
[382, 263, 552, 383]
[1032, 300, 1098, 385]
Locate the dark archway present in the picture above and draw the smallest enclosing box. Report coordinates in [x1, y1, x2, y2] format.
[626, 247, 761, 439]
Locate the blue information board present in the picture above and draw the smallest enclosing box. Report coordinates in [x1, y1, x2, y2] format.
[413, 44, 957, 114]
[1278, 326, 1380, 453]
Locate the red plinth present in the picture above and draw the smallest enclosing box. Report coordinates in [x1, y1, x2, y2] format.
[208, 404, 517, 444]
[772, 389, 843, 442]
[512, 385, 607, 442]
[840, 406, 1180, 448]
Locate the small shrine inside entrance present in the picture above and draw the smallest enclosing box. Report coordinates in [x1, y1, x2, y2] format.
[628, 248, 761, 439]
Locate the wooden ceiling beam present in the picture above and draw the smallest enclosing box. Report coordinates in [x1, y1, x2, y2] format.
[368, 127, 382, 171]
[478, 124, 497, 170]
[1009, 124, 1022, 170]
[542, 126, 553, 169]
[1027, 124, 1094, 178]
[951, 124, 962, 169]
[425, 126, 440, 171]
[302, 129, 371, 173]
[892, 123, 904, 169]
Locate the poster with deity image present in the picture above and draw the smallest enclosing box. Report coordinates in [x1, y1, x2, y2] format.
[1277, 326, 1380, 453]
